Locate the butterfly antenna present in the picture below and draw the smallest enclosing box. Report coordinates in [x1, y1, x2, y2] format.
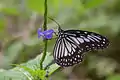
[48, 17, 61, 28]
[48, 17, 63, 36]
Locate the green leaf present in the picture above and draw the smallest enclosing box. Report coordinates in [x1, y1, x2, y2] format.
[0, 69, 26, 80]
[14, 52, 60, 79]
[0, 52, 60, 80]
[14, 65, 46, 80]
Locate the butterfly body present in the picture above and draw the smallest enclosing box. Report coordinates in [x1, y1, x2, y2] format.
[53, 27, 109, 67]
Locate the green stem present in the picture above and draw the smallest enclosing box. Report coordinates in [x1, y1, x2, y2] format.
[40, 0, 48, 70]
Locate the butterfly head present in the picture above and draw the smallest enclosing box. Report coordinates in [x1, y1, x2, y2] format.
[58, 27, 64, 32]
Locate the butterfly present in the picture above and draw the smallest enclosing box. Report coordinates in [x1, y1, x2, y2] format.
[53, 27, 109, 67]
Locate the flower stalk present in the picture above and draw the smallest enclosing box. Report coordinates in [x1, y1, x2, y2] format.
[40, 0, 48, 70]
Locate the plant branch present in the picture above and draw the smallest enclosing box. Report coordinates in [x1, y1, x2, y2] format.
[40, 0, 48, 70]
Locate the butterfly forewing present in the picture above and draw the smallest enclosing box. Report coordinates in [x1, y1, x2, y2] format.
[65, 30, 109, 51]
[53, 28, 109, 67]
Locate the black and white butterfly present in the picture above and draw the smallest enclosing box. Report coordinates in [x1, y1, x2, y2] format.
[53, 27, 109, 67]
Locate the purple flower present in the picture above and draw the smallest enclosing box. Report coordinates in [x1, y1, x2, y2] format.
[37, 28, 54, 39]
[37, 28, 44, 38]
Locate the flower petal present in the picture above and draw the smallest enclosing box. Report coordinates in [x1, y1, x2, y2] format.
[43, 29, 54, 39]
[37, 28, 54, 39]
[45, 34, 53, 39]
[37, 28, 44, 38]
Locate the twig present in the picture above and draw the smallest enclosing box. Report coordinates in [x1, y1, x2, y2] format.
[40, 0, 48, 70]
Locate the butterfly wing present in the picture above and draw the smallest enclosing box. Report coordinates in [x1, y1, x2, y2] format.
[64, 30, 109, 52]
[53, 30, 109, 67]
[53, 36, 84, 67]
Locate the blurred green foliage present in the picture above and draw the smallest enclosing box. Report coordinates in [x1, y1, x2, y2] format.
[0, 0, 120, 80]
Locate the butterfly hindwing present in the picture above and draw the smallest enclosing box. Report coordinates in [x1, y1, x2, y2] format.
[53, 37, 84, 67]
[53, 28, 109, 67]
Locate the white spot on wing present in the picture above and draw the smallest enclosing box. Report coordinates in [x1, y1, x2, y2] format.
[68, 53, 71, 56]
[66, 59, 67, 62]
[94, 36, 102, 40]
[71, 51, 74, 55]
[92, 44, 95, 46]
[87, 35, 95, 42]
[83, 37, 90, 42]
[77, 38, 84, 43]
[84, 32, 87, 34]
[77, 31, 80, 33]
[91, 35, 100, 42]
[71, 44, 77, 49]
[74, 58, 76, 60]
[88, 35, 100, 42]
[103, 38, 106, 41]
[103, 42, 105, 44]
